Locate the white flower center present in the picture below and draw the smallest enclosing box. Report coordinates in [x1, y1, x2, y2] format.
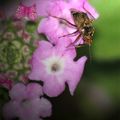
[42, 55, 65, 75]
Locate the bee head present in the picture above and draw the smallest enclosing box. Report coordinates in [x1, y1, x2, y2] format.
[82, 26, 94, 37]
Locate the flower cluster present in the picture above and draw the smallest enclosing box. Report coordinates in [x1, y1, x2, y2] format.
[0, 74, 12, 90]
[0, 19, 38, 83]
[38, 0, 99, 45]
[28, 0, 99, 97]
[29, 40, 87, 97]
[1, 0, 99, 120]
[3, 83, 52, 120]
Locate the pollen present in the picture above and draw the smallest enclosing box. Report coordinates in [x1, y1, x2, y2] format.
[51, 63, 60, 72]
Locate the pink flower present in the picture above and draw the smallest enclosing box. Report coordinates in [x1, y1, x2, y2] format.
[20, 0, 54, 16]
[38, 0, 99, 45]
[15, 2, 37, 21]
[3, 83, 52, 120]
[0, 73, 13, 90]
[29, 40, 87, 97]
[41, 0, 99, 18]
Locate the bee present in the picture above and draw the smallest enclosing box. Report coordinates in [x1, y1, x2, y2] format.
[70, 9, 95, 46]
[49, 8, 95, 47]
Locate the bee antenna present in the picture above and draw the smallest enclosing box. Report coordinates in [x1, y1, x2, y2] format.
[83, 1, 95, 20]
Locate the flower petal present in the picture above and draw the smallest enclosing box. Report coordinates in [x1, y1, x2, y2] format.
[65, 56, 87, 95]
[43, 76, 65, 97]
[3, 101, 21, 119]
[9, 83, 27, 101]
[20, 98, 43, 120]
[36, 0, 53, 16]
[84, 0, 99, 19]
[38, 17, 66, 44]
[47, 0, 70, 18]
[26, 83, 43, 99]
[39, 97, 52, 117]
[55, 38, 76, 59]
[28, 57, 46, 81]
[29, 41, 52, 81]
[34, 41, 53, 60]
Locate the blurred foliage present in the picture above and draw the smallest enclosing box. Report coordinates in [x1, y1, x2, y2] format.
[90, 0, 120, 61]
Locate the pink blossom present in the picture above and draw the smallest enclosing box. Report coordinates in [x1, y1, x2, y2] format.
[0, 74, 13, 90]
[29, 40, 87, 97]
[15, 2, 37, 21]
[17, 30, 31, 42]
[3, 83, 52, 120]
[19, 74, 29, 83]
[20, 0, 54, 16]
[38, 0, 99, 46]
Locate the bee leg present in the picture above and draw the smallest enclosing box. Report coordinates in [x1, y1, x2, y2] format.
[84, 38, 92, 46]
[48, 14, 77, 27]
[75, 45, 82, 48]
[58, 30, 79, 38]
[66, 45, 82, 51]
[66, 33, 82, 48]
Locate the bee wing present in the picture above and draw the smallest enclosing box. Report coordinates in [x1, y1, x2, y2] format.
[71, 11, 89, 29]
